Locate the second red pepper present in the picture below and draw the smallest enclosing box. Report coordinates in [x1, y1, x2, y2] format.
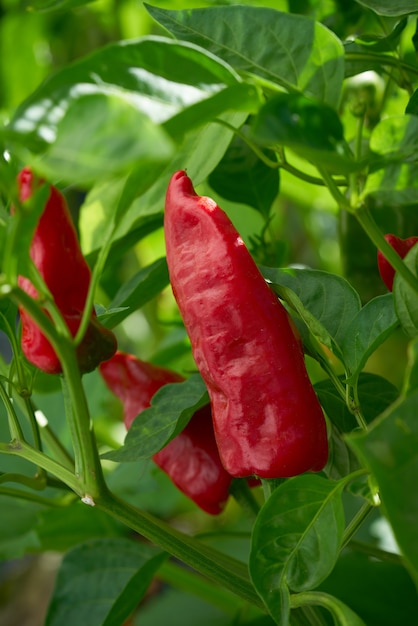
[100, 351, 233, 515]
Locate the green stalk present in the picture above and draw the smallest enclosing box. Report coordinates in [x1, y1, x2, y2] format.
[0, 485, 72, 507]
[98, 491, 265, 611]
[342, 502, 375, 549]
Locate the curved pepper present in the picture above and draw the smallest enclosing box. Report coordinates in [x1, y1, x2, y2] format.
[377, 233, 418, 291]
[17, 167, 117, 374]
[99, 351, 233, 515]
[164, 170, 328, 479]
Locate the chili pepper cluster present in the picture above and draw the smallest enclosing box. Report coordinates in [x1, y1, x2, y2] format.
[16, 167, 330, 515]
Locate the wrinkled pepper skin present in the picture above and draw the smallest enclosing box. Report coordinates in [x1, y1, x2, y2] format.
[17, 167, 117, 374]
[100, 352, 233, 514]
[164, 170, 328, 479]
[377, 233, 418, 291]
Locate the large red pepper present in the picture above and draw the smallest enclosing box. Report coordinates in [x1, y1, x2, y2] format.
[164, 170, 328, 479]
[99, 351, 233, 515]
[377, 233, 418, 291]
[16, 167, 117, 374]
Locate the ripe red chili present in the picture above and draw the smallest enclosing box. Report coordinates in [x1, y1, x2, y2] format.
[164, 170, 328, 479]
[17, 167, 117, 374]
[100, 351, 233, 515]
[377, 233, 418, 291]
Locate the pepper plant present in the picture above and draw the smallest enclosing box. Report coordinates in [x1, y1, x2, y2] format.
[1, 0, 418, 625]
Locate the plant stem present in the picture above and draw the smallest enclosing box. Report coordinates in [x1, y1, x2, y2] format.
[342, 502, 375, 549]
[349, 539, 402, 565]
[229, 479, 261, 520]
[98, 490, 265, 611]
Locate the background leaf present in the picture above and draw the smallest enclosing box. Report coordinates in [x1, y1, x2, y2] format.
[393, 244, 418, 337]
[45, 537, 166, 626]
[353, 0, 418, 16]
[347, 390, 418, 588]
[146, 4, 344, 107]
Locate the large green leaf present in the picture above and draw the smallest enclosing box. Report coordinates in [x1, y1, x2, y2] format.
[347, 390, 418, 588]
[101, 374, 208, 463]
[8, 36, 240, 153]
[249, 474, 346, 624]
[145, 4, 344, 107]
[45, 538, 166, 626]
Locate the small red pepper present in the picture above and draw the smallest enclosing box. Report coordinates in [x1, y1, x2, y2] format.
[377, 233, 418, 291]
[99, 351, 233, 515]
[16, 167, 117, 374]
[164, 170, 328, 479]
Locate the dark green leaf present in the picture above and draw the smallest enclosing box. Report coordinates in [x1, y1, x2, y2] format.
[145, 4, 344, 107]
[102, 258, 169, 329]
[249, 475, 345, 622]
[354, 18, 408, 51]
[208, 130, 279, 217]
[325, 425, 361, 481]
[393, 244, 418, 337]
[347, 390, 418, 588]
[261, 266, 361, 350]
[353, 0, 418, 16]
[45, 538, 166, 626]
[341, 294, 399, 382]
[318, 552, 418, 626]
[251, 92, 356, 174]
[315, 373, 399, 433]
[0, 497, 40, 560]
[101, 374, 208, 462]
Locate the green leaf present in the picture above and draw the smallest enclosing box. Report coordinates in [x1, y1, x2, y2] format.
[163, 83, 262, 141]
[30, 93, 174, 186]
[101, 258, 169, 329]
[341, 294, 399, 382]
[363, 161, 418, 205]
[249, 475, 346, 622]
[315, 373, 399, 433]
[208, 129, 279, 217]
[369, 115, 418, 161]
[354, 18, 408, 51]
[45, 538, 166, 626]
[80, 111, 247, 257]
[393, 244, 418, 337]
[101, 374, 208, 462]
[251, 93, 356, 174]
[8, 36, 240, 153]
[353, 0, 418, 16]
[319, 552, 418, 626]
[0, 497, 40, 560]
[347, 390, 418, 588]
[325, 425, 361, 481]
[261, 266, 361, 351]
[145, 4, 344, 107]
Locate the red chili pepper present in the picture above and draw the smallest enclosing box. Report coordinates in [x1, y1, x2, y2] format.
[99, 351, 233, 515]
[16, 167, 117, 374]
[164, 170, 328, 479]
[377, 233, 418, 291]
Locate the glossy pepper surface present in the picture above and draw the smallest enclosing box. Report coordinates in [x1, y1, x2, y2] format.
[164, 170, 328, 479]
[17, 167, 117, 374]
[377, 233, 418, 291]
[99, 351, 233, 515]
